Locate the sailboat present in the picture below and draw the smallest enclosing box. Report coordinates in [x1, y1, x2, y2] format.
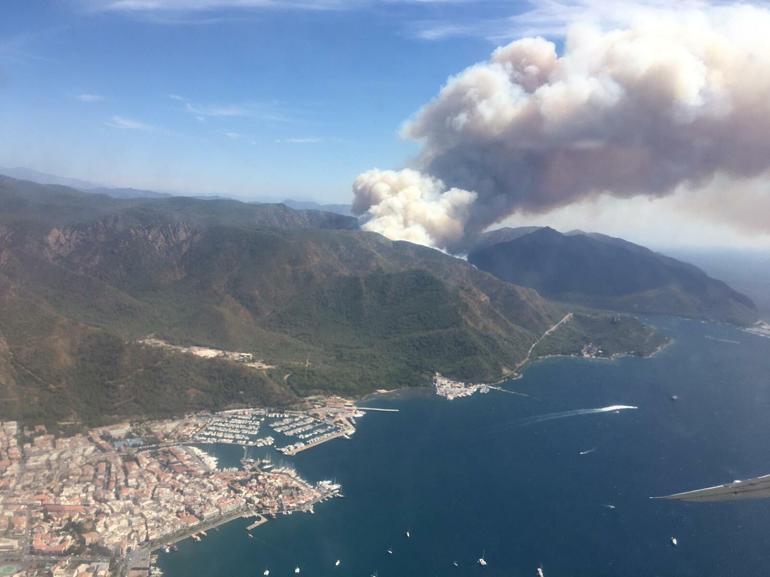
[405, 530, 410, 538]
[335, 560, 341, 567]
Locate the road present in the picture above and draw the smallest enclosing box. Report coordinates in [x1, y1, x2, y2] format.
[515, 312, 574, 372]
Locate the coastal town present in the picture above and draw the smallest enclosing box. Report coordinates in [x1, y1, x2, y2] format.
[433, 373, 492, 400]
[433, 374, 531, 401]
[0, 397, 361, 577]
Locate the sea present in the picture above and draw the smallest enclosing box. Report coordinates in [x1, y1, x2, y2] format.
[158, 317, 770, 577]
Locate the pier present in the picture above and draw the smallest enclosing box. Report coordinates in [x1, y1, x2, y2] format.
[277, 431, 347, 455]
[246, 514, 268, 531]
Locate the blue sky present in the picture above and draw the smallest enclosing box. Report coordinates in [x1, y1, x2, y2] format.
[0, 0, 548, 201]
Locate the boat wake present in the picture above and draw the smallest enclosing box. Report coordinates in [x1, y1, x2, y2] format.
[705, 335, 741, 345]
[517, 405, 638, 426]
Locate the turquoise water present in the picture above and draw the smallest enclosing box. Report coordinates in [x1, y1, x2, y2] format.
[159, 318, 770, 577]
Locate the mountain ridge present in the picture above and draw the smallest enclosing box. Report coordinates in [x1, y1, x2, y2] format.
[0, 177, 665, 426]
[468, 226, 757, 326]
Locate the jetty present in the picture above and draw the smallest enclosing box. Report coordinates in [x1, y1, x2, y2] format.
[246, 514, 269, 531]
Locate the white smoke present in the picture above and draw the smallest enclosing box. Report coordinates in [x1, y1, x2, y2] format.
[353, 4, 770, 250]
[351, 168, 476, 248]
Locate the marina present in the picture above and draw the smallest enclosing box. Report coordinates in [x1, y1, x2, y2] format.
[157, 318, 770, 577]
[193, 409, 274, 447]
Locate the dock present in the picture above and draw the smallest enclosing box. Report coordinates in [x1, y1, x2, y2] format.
[246, 514, 268, 531]
[277, 431, 347, 455]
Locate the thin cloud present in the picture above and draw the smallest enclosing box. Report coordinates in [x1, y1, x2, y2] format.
[76, 93, 104, 103]
[275, 137, 323, 144]
[106, 115, 156, 131]
[169, 94, 292, 122]
[0, 32, 51, 63]
[409, 0, 731, 42]
[185, 102, 250, 118]
[408, 22, 474, 41]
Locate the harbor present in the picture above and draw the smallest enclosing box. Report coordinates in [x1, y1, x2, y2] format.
[156, 318, 770, 577]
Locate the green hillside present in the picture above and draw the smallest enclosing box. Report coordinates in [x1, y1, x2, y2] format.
[0, 177, 664, 426]
[468, 227, 758, 326]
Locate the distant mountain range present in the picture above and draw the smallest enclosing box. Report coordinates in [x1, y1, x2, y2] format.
[0, 176, 662, 426]
[663, 248, 770, 319]
[468, 227, 758, 326]
[282, 199, 352, 216]
[0, 168, 355, 212]
[0, 167, 171, 199]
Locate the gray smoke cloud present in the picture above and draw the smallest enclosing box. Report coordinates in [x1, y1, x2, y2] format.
[352, 4, 770, 251]
[352, 168, 476, 248]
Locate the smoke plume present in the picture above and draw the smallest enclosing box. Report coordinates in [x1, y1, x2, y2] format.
[352, 5, 770, 251]
[352, 169, 476, 248]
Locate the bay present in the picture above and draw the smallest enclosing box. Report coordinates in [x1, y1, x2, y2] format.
[159, 317, 770, 577]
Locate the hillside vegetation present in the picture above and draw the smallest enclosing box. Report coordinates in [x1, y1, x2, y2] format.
[469, 227, 758, 326]
[0, 177, 663, 425]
